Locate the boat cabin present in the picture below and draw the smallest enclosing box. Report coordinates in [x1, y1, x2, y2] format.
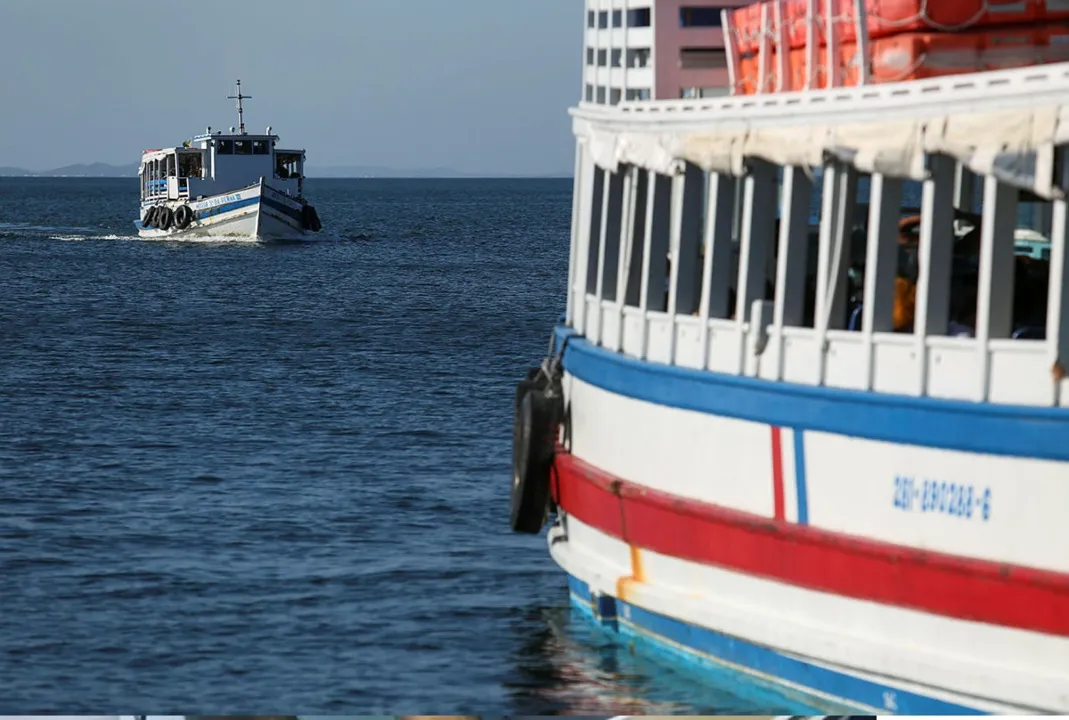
[139, 125, 306, 204]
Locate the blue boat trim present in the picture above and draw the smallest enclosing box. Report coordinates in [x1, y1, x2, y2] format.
[261, 194, 304, 222]
[565, 574, 986, 715]
[793, 429, 809, 525]
[553, 325, 1069, 461]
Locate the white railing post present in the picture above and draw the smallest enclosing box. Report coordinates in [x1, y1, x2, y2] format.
[637, 173, 658, 360]
[912, 154, 957, 397]
[667, 172, 686, 364]
[853, 0, 870, 86]
[974, 174, 1019, 402]
[805, 0, 819, 90]
[758, 4, 772, 94]
[774, 0, 790, 92]
[565, 140, 586, 326]
[723, 9, 740, 95]
[1048, 148, 1069, 407]
[824, 0, 838, 88]
[861, 173, 904, 389]
[773, 166, 815, 380]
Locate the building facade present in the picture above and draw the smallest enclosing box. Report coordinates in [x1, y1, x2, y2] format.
[581, 0, 755, 105]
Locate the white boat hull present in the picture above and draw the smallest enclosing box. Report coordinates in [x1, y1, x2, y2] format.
[135, 180, 318, 241]
[545, 326, 1069, 715]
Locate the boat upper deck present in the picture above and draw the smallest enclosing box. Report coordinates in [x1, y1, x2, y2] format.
[563, 61, 1069, 416]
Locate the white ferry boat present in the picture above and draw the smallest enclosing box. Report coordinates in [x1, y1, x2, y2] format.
[135, 80, 322, 241]
[511, 0, 1069, 714]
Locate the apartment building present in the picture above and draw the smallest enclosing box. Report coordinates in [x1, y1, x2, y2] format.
[581, 0, 755, 104]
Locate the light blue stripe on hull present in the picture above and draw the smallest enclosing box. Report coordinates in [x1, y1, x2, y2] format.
[565, 574, 986, 715]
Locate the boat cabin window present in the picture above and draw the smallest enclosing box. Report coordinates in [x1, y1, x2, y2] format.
[275, 152, 303, 179]
[234, 139, 252, 155]
[179, 152, 203, 178]
[252, 139, 270, 155]
[216, 139, 233, 155]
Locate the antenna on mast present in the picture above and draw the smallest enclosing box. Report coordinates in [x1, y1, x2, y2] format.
[227, 79, 251, 135]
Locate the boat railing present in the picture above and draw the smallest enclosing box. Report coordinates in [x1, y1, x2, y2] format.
[564, 68, 1069, 409]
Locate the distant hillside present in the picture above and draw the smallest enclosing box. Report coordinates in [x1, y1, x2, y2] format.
[0, 162, 570, 179]
[0, 162, 138, 177]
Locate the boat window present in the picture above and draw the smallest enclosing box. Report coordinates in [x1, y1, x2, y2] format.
[216, 139, 233, 155]
[275, 152, 303, 179]
[179, 153, 203, 178]
[252, 140, 270, 155]
[234, 139, 252, 155]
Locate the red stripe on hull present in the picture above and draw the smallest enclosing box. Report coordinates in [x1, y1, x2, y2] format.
[770, 426, 785, 521]
[552, 450, 1069, 636]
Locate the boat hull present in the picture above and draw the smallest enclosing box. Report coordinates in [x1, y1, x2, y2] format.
[135, 181, 317, 241]
[546, 326, 1069, 715]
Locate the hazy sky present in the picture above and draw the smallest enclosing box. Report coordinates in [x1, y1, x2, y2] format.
[0, 0, 582, 174]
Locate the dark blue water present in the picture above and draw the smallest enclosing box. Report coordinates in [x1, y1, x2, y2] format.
[0, 178, 811, 714]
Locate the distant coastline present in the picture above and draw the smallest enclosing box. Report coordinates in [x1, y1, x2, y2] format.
[0, 162, 571, 179]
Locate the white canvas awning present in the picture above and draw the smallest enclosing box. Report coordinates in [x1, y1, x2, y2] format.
[579, 104, 1069, 199]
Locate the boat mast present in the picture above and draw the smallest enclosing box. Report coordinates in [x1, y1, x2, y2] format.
[227, 79, 251, 135]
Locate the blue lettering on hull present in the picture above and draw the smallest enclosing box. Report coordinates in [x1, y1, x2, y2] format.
[893, 475, 992, 521]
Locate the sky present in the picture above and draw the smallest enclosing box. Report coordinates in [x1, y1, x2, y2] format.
[0, 0, 582, 175]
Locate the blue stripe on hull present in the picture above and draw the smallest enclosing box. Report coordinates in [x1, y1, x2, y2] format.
[195, 196, 259, 221]
[553, 325, 1069, 461]
[565, 574, 985, 715]
[261, 194, 304, 222]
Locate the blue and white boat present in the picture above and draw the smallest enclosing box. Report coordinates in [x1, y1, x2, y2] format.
[135, 80, 322, 241]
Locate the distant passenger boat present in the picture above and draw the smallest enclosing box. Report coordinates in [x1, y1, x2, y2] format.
[134, 79, 323, 241]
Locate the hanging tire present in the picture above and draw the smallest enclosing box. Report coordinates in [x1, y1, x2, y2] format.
[514, 366, 545, 413]
[142, 206, 157, 228]
[510, 388, 557, 534]
[155, 206, 173, 231]
[174, 204, 193, 230]
[302, 204, 321, 232]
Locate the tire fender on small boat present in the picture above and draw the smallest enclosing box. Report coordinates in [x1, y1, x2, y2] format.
[510, 377, 558, 534]
[302, 204, 322, 232]
[143, 206, 157, 228]
[174, 204, 193, 230]
[155, 205, 173, 231]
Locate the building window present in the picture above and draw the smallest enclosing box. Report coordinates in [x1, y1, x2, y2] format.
[679, 47, 728, 69]
[598, 10, 608, 29]
[234, 139, 252, 155]
[586, 47, 595, 65]
[625, 88, 651, 101]
[680, 6, 723, 27]
[597, 49, 607, 67]
[610, 88, 622, 105]
[596, 85, 607, 104]
[587, 10, 595, 27]
[627, 8, 651, 27]
[585, 84, 594, 102]
[681, 86, 731, 99]
[627, 48, 651, 68]
[611, 49, 622, 67]
[252, 139, 270, 155]
[612, 10, 622, 27]
[216, 139, 233, 155]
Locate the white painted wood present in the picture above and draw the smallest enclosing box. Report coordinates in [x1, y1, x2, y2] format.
[591, 171, 612, 345]
[736, 159, 777, 374]
[758, 3, 771, 95]
[700, 171, 737, 370]
[852, 0, 870, 86]
[975, 175, 1019, 401]
[824, 0, 838, 88]
[1050, 150, 1069, 407]
[566, 140, 586, 326]
[774, 0, 790, 93]
[912, 154, 957, 395]
[861, 174, 904, 390]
